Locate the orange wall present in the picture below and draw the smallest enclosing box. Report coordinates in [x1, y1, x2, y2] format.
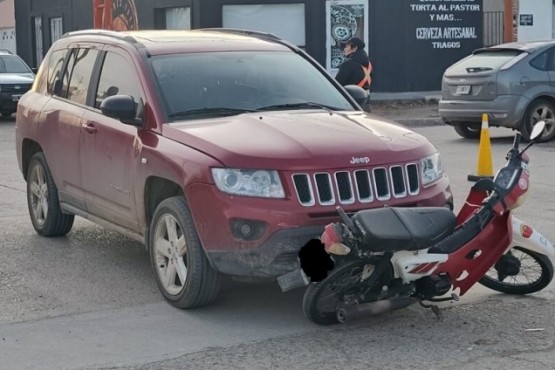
[504, 0, 515, 42]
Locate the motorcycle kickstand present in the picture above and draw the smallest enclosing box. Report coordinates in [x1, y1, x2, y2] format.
[419, 293, 460, 321]
[419, 301, 443, 321]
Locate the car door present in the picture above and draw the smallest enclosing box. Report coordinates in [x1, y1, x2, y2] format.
[79, 48, 145, 231]
[41, 46, 100, 210]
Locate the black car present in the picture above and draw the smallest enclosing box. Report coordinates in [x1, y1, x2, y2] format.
[0, 50, 35, 117]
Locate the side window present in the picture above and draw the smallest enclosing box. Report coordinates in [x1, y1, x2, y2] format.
[547, 49, 555, 71]
[66, 48, 99, 105]
[61, 49, 76, 97]
[47, 49, 68, 95]
[95, 52, 142, 109]
[530, 51, 549, 71]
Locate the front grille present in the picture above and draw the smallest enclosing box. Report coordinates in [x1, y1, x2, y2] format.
[1, 83, 32, 93]
[292, 163, 420, 207]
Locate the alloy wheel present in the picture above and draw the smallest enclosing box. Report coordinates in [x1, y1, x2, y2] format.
[29, 164, 49, 227]
[153, 214, 188, 295]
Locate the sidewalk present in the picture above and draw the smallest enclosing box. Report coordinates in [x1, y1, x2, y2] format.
[369, 91, 443, 127]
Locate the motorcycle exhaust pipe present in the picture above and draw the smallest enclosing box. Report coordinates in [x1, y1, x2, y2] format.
[336, 297, 418, 323]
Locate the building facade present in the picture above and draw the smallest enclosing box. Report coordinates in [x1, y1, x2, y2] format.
[0, 0, 16, 54]
[15, 0, 489, 92]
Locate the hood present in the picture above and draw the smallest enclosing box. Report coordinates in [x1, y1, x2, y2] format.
[0, 73, 35, 84]
[162, 110, 435, 170]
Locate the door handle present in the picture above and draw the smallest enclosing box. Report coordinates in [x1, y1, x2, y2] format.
[82, 122, 98, 134]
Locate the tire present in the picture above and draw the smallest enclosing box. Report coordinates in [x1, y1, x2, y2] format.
[302, 259, 390, 325]
[26, 152, 74, 236]
[453, 123, 481, 139]
[149, 196, 221, 308]
[479, 247, 554, 295]
[521, 99, 555, 142]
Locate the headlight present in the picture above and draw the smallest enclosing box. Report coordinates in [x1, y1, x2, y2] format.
[212, 168, 285, 198]
[420, 153, 444, 186]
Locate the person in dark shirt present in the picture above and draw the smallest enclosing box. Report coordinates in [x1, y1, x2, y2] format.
[335, 37, 373, 111]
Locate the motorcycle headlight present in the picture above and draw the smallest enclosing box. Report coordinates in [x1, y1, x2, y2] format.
[212, 168, 285, 198]
[420, 153, 444, 186]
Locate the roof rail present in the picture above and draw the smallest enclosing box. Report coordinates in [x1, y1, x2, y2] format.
[198, 28, 282, 41]
[62, 29, 138, 44]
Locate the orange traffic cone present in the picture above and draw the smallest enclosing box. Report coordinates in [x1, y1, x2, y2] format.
[467, 113, 494, 182]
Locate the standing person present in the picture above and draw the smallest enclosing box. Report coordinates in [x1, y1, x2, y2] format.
[335, 37, 373, 111]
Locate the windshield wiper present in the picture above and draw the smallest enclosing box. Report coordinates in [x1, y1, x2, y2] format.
[257, 102, 340, 112]
[168, 107, 258, 118]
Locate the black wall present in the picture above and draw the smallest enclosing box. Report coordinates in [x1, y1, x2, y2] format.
[15, 0, 484, 92]
[370, 0, 483, 91]
[16, 0, 93, 68]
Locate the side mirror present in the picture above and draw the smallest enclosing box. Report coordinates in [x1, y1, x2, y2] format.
[530, 120, 546, 141]
[100, 95, 143, 127]
[343, 85, 368, 106]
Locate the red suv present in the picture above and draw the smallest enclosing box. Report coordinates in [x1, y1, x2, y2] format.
[15, 29, 452, 308]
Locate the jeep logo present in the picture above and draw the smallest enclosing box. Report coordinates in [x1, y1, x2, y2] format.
[350, 156, 370, 165]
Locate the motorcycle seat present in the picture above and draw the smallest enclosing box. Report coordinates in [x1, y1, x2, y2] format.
[350, 207, 456, 252]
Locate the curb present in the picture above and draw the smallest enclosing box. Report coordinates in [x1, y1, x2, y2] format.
[394, 118, 444, 127]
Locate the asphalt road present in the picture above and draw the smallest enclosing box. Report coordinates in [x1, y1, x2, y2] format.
[1, 115, 555, 370]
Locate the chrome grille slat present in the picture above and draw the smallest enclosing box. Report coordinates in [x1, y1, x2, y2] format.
[314, 172, 335, 205]
[354, 170, 373, 203]
[292, 164, 420, 207]
[407, 163, 420, 195]
[390, 166, 407, 198]
[335, 171, 355, 204]
[373, 168, 391, 201]
[292, 174, 315, 206]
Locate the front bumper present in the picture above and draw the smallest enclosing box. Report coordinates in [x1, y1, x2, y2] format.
[188, 178, 453, 279]
[438, 94, 527, 129]
[0, 95, 19, 112]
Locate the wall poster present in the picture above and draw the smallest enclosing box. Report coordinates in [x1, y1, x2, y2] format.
[94, 0, 139, 31]
[325, 0, 369, 75]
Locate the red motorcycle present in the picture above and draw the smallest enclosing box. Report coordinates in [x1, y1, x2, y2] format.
[299, 121, 554, 325]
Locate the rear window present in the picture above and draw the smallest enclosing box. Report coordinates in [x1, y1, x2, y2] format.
[447, 50, 524, 74]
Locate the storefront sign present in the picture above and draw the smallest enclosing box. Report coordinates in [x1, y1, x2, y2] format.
[409, 0, 481, 50]
[519, 14, 533, 26]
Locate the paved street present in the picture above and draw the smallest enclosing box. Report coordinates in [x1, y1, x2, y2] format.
[1, 113, 555, 370]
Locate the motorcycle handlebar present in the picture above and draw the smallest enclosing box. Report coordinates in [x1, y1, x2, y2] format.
[507, 132, 522, 160]
[336, 207, 356, 231]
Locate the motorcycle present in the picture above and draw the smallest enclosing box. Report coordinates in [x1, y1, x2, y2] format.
[299, 121, 554, 325]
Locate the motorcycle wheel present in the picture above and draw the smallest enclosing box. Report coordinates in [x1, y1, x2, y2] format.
[302, 259, 390, 325]
[479, 247, 554, 294]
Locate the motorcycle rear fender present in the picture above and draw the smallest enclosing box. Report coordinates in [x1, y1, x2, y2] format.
[511, 217, 555, 259]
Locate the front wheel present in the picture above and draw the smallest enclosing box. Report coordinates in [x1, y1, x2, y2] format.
[149, 196, 221, 308]
[302, 259, 389, 325]
[479, 247, 554, 295]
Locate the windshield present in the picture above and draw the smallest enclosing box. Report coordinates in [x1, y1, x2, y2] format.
[0, 55, 32, 73]
[150, 51, 355, 121]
